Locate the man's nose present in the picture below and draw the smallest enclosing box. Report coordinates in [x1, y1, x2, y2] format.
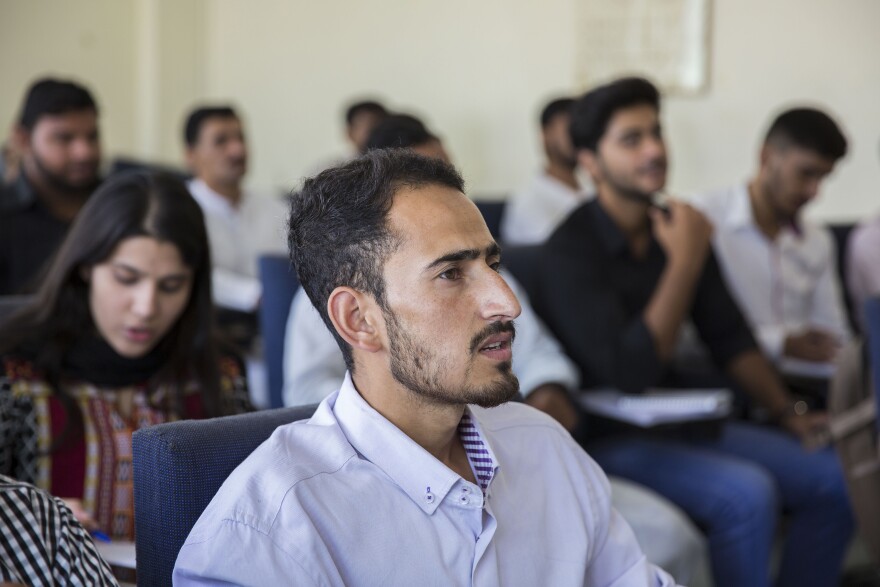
[481, 270, 522, 322]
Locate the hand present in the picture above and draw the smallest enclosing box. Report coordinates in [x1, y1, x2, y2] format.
[524, 384, 580, 432]
[651, 200, 713, 271]
[62, 498, 98, 531]
[781, 410, 830, 448]
[784, 329, 839, 362]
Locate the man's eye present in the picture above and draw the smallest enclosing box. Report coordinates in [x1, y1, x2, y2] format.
[489, 261, 501, 272]
[439, 268, 462, 280]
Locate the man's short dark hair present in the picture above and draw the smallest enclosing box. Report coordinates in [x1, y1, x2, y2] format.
[540, 98, 574, 128]
[288, 149, 464, 370]
[764, 107, 848, 162]
[184, 106, 238, 147]
[366, 114, 437, 151]
[570, 77, 660, 152]
[18, 78, 98, 131]
[345, 101, 388, 126]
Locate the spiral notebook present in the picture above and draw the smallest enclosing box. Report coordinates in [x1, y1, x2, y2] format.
[578, 388, 733, 427]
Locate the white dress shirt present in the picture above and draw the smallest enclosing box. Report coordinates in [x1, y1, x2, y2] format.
[694, 184, 851, 361]
[187, 178, 288, 311]
[283, 269, 579, 406]
[501, 172, 590, 245]
[173, 373, 676, 586]
[846, 213, 880, 330]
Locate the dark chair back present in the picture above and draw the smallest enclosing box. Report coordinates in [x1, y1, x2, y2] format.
[0, 295, 32, 324]
[473, 199, 506, 240]
[258, 254, 300, 408]
[828, 223, 857, 333]
[502, 245, 543, 302]
[133, 405, 318, 587]
[865, 297, 880, 433]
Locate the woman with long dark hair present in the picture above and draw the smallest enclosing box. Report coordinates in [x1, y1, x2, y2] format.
[0, 171, 252, 540]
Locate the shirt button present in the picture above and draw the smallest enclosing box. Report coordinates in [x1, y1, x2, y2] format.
[459, 495, 469, 504]
[425, 492, 435, 504]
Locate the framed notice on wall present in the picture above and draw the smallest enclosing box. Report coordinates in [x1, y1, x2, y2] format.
[576, 0, 712, 94]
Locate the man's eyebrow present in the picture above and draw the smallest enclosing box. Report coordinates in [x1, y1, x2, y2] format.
[424, 243, 501, 272]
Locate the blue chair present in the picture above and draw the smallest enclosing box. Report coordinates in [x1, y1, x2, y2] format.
[258, 254, 300, 408]
[133, 404, 318, 587]
[473, 199, 506, 240]
[501, 245, 542, 302]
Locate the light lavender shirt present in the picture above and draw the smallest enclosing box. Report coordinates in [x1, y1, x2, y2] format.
[174, 373, 676, 586]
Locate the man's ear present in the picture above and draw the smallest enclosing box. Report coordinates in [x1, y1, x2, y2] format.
[326, 287, 383, 354]
[184, 147, 198, 172]
[577, 149, 601, 182]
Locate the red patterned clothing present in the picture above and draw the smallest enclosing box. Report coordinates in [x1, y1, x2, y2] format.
[0, 355, 251, 540]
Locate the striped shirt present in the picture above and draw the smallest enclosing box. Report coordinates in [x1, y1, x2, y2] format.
[458, 412, 496, 494]
[0, 475, 117, 587]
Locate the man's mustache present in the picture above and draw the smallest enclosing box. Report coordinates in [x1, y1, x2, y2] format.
[469, 321, 516, 354]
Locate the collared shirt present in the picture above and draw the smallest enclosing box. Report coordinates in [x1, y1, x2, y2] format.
[174, 373, 675, 586]
[0, 475, 117, 587]
[532, 198, 756, 394]
[0, 175, 72, 295]
[283, 269, 579, 406]
[846, 213, 880, 331]
[500, 172, 590, 245]
[694, 184, 851, 360]
[187, 178, 288, 311]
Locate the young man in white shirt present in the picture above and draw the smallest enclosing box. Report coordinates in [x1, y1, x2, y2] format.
[693, 108, 851, 366]
[501, 97, 590, 245]
[183, 106, 287, 312]
[174, 149, 677, 586]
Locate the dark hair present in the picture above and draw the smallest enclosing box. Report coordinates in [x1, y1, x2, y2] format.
[764, 107, 848, 161]
[345, 100, 388, 126]
[288, 149, 464, 370]
[0, 171, 225, 443]
[540, 98, 574, 128]
[18, 78, 98, 131]
[366, 114, 437, 151]
[570, 77, 660, 152]
[184, 106, 238, 147]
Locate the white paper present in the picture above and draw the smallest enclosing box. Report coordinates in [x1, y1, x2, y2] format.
[578, 388, 733, 427]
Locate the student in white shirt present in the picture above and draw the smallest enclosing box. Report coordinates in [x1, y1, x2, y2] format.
[501, 97, 590, 245]
[694, 107, 851, 365]
[183, 106, 287, 312]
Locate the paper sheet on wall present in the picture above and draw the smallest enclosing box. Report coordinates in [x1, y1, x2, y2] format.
[576, 0, 711, 94]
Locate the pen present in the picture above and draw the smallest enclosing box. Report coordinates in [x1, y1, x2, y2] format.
[91, 530, 111, 543]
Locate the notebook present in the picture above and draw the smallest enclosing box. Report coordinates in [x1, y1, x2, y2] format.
[578, 388, 733, 428]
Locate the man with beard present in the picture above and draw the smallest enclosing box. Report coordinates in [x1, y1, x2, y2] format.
[694, 108, 851, 365]
[0, 78, 101, 294]
[501, 97, 590, 245]
[531, 77, 853, 587]
[174, 150, 677, 586]
[183, 106, 287, 312]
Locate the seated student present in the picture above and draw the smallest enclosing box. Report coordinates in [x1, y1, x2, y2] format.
[501, 97, 590, 245]
[0, 474, 117, 587]
[532, 77, 853, 587]
[183, 106, 288, 312]
[174, 150, 677, 586]
[694, 108, 851, 365]
[0, 78, 102, 295]
[310, 100, 390, 174]
[0, 171, 252, 541]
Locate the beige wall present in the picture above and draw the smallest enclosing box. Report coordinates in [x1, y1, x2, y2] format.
[2, 0, 878, 221]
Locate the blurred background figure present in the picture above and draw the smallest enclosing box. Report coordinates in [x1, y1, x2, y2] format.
[0, 78, 102, 295]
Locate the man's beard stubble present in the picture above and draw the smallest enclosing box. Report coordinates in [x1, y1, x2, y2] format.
[385, 310, 519, 409]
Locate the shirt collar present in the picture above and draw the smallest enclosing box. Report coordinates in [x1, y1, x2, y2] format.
[730, 183, 803, 239]
[331, 372, 499, 515]
[186, 178, 239, 217]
